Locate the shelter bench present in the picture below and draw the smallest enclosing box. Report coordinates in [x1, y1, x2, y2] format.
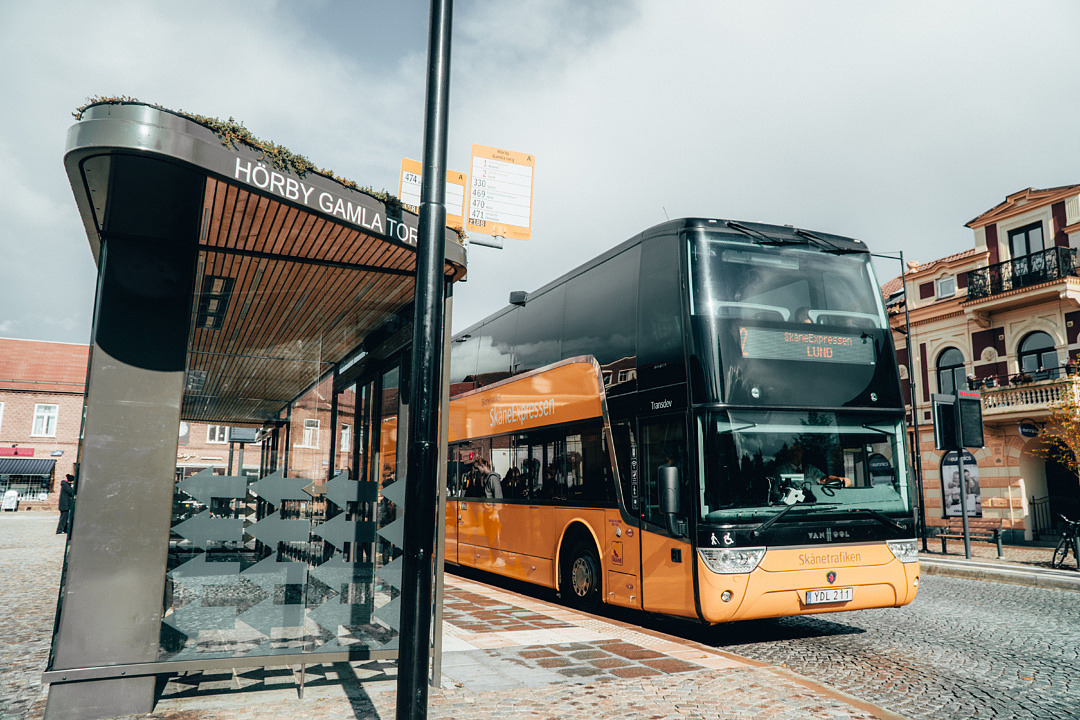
[938, 517, 1003, 557]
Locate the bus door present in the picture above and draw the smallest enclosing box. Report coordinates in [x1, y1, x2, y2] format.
[609, 422, 643, 608]
[445, 446, 471, 564]
[637, 415, 695, 617]
[453, 441, 491, 567]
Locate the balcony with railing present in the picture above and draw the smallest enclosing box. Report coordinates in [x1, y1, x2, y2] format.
[974, 365, 1079, 417]
[965, 246, 1078, 301]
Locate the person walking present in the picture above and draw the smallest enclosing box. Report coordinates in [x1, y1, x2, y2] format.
[56, 474, 75, 534]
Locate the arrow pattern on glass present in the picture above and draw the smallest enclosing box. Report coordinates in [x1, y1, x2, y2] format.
[178, 468, 249, 506]
[245, 510, 311, 545]
[374, 555, 403, 590]
[172, 511, 245, 549]
[311, 513, 376, 549]
[163, 603, 238, 634]
[377, 516, 404, 549]
[324, 471, 379, 509]
[170, 553, 241, 591]
[240, 555, 307, 591]
[308, 597, 373, 633]
[238, 597, 308, 636]
[251, 470, 311, 507]
[308, 555, 375, 593]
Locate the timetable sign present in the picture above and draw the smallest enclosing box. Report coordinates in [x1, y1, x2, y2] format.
[466, 145, 535, 240]
[398, 158, 467, 229]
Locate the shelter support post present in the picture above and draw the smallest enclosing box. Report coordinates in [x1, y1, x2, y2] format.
[45, 156, 203, 720]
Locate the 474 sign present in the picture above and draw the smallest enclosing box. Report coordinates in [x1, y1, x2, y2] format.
[467, 145, 535, 241]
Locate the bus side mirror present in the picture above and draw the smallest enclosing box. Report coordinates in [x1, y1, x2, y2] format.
[659, 465, 686, 536]
[659, 465, 680, 515]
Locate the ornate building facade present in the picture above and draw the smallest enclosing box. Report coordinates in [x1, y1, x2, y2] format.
[886, 185, 1080, 542]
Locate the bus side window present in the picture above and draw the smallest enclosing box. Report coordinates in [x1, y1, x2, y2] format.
[563, 424, 613, 504]
[639, 416, 688, 535]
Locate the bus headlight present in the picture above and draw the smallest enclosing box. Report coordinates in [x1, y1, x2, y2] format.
[698, 547, 766, 574]
[887, 539, 919, 563]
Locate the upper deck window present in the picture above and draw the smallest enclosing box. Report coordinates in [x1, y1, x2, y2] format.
[688, 236, 886, 330]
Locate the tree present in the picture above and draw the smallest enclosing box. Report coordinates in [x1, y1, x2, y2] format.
[1030, 382, 1080, 479]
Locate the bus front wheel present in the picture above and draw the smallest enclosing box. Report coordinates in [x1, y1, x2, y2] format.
[563, 541, 601, 611]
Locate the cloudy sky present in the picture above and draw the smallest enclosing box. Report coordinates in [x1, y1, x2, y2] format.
[3, 1, 1080, 344]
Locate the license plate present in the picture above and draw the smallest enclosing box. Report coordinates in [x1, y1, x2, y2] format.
[805, 587, 853, 605]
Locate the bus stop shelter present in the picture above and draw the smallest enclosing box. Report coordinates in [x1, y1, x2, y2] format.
[43, 102, 466, 720]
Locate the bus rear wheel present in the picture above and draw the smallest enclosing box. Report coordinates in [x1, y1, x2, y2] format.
[563, 541, 601, 611]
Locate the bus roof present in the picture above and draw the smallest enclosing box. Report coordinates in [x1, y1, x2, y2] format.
[455, 218, 869, 338]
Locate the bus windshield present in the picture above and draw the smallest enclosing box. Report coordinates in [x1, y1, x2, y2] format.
[687, 233, 901, 408]
[697, 409, 912, 523]
[688, 235, 886, 329]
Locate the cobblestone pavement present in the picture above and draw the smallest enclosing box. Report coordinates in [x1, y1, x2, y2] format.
[3, 514, 897, 720]
[0, 514, 66, 720]
[679, 574, 1080, 720]
[8, 512, 1077, 720]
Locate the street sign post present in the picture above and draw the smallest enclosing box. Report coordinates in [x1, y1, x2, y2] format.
[932, 391, 985, 558]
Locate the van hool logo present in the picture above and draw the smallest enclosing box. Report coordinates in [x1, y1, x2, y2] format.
[826, 571, 837, 584]
[807, 528, 852, 542]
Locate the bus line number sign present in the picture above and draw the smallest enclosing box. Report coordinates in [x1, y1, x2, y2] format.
[466, 145, 535, 241]
[398, 158, 467, 229]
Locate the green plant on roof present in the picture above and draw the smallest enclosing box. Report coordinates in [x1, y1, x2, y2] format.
[73, 96, 402, 209]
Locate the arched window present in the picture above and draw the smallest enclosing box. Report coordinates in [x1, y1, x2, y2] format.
[936, 348, 966, 395]
[1018, 332, 1058, 379]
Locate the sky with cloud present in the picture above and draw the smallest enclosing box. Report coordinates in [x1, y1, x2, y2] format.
[2, 1, 1079, 344]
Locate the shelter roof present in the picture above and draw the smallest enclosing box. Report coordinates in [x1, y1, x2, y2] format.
[65, 102, 467, 424]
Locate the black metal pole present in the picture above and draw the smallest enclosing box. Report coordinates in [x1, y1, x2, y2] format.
[957, 448, 972, 558]
[396, 1, 452, 718]
[899, 252, 929, 552]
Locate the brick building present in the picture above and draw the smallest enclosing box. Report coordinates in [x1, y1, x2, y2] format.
[885, 185, 1080, 542]
[0, 337, 278, 508]
[0, 338, 89, 510]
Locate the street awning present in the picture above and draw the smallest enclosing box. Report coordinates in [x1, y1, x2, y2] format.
[0, 458, 57, 476]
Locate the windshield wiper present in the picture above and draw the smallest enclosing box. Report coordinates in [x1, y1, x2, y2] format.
[850, 508, 906, 533]
[793, 229, 860, 255]
[726, 221, 806, 246]
[749, 503, 838, 539]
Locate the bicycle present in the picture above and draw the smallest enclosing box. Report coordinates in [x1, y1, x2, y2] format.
[1051, 514, 1080, 570]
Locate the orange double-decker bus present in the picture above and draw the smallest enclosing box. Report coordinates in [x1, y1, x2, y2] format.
[445, 218, 920, 622]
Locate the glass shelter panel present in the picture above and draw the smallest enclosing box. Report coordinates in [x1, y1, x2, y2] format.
[158, 253, 400, 663]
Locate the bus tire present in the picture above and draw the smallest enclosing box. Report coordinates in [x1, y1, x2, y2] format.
[562, 540, 601, 611]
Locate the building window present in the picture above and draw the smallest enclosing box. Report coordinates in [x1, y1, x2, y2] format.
[31, 404, 59, 437]
[936, 348, 966, 396]
[1018, 331, 1058, 380]
[936, 277, 955, 298]
[298, 419, 320, 448]
[207, 425, 229, 444]
[340, 425, 351, 453]
[1009, 222, 1045, 260]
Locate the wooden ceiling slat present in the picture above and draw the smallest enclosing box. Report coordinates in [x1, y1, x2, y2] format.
[182, 178, 463, 423]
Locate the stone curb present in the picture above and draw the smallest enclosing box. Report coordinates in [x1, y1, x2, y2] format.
[919, 557, 1080, 593]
